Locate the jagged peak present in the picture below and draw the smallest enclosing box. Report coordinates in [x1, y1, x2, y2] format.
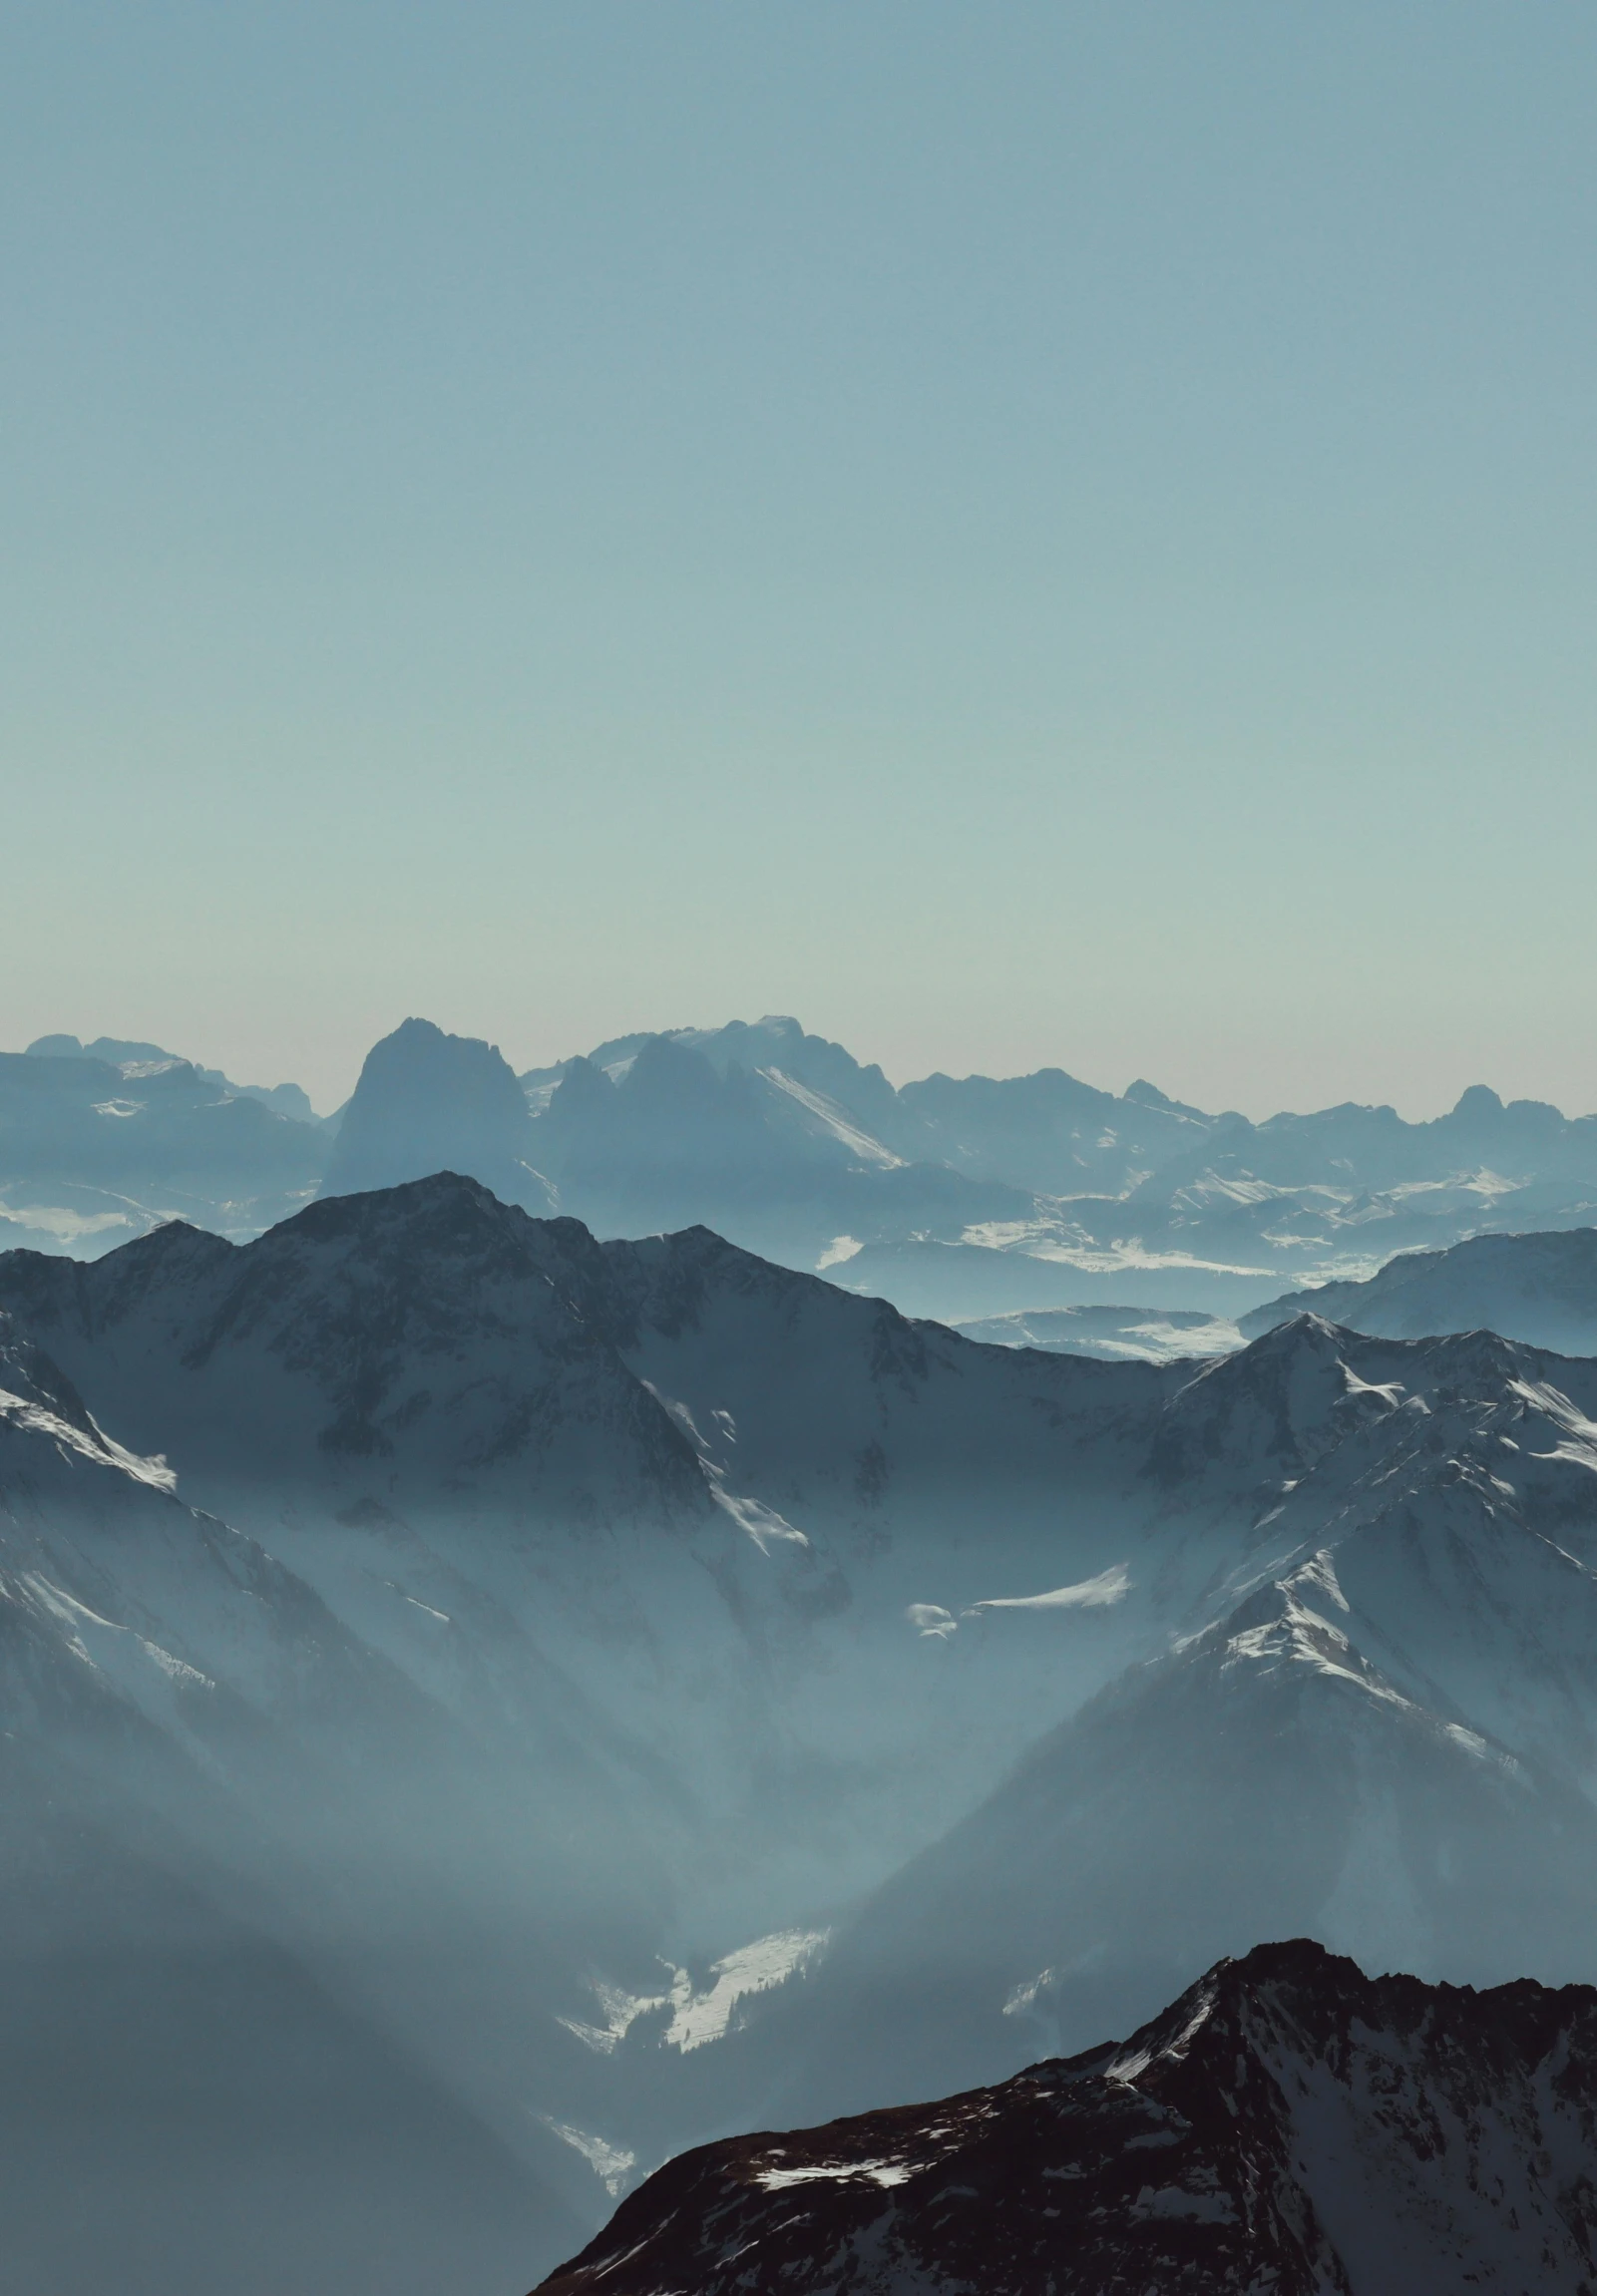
[536, 1939, 1597, 2296]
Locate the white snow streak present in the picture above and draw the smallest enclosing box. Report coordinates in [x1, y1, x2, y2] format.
[560, 1929, 832, 2059]
[911, 1562, 1130, 1638]
[544, 2121, 637, 2198]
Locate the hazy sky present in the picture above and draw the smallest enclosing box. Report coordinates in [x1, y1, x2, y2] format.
[5, 2, 1595, 1118]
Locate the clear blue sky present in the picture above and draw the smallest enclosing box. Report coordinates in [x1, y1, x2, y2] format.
[4, 2, 1594, 1116]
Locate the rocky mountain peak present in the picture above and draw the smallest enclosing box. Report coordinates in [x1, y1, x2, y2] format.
[319, 1018, 555, 1213]
[535, 1939, 1597, 2296]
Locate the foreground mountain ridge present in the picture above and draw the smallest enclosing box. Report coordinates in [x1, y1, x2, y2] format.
[535, 1937, 1597, 2296]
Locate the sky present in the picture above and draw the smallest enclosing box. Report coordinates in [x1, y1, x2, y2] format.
[4, 2, 1595, 1119]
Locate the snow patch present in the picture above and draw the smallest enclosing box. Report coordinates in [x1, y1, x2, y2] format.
[664, 1928, 831, 2051]
[968, 1563, 1130, 1615]
[817, 1235, 865, 1271]
[544, 2121, 637, 2198]
[910, 1564, 1129, 1639]
[17, 1576, 213, 1712]
[710, 1483, 810, 1554]
[560, 1929, 831, 2060]
[761, 1070, 904, 1169]
[0, 1387, 178, 1492]
[907, 1603, 958, 1641]
[1002, 1968, 1056, 2018]
[756, 2158, 916, 2190]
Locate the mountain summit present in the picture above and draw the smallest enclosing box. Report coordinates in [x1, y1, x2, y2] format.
[534, 1938, 1597, 2296]
[319, 1018, 556, 1212]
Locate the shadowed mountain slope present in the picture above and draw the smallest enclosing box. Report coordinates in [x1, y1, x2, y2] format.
[0, 1322, 592, 2295]
[535, 1939, 1597, 2296]
[687, 1316, 1597, 2138]
[14, 1189, 1597, 2248]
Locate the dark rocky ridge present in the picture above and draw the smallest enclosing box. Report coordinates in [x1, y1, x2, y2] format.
[535, 1939, 1597, 2296]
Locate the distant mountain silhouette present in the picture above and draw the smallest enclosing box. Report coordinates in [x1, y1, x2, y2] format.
[0, 1045, 324, 1255]
[27, 1031, 318, 1122]
[319, 1017, 556, 1212]
[1242, 1224, 1597, 1351]
[15, 1011, 1597, 1327]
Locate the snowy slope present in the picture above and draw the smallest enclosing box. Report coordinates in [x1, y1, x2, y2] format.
[0, 1323, 597, 2294]
[0, 1179, 1184, 1914]
[535, 1939, 1597, 2296]
[18, 1191, 1597, 2242]
[740, 1316, 1597, 2131]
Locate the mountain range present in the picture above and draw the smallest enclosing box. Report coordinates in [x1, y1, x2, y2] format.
[13, 1012, 1597, 1328]
[11, 1177, 1597, 2285]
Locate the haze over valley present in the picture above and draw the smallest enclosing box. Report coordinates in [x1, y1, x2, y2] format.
[8, 5, 1597, 2288]
[8, 1035, 1597, 2283]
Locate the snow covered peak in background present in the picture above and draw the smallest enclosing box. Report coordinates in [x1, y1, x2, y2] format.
[13, 1010, 1597, 1335]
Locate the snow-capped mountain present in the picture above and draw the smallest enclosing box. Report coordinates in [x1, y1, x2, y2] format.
[14, 1192, 1597, 1983]
[0, 1318, 596, 2296]
[1243, 1225, 1597, 1352]
[0, 1043, 324, 1255]
[13, 1184, 1597, 2272]
[740, 1315, 1597, 2132]
[528, 1029, 1036, 1274]
[17, 1008, 1597, 1330]
[523, 1022, 1597, 1322]
[535, 1939, 1597, 2296]
[28, 1031, 320, 1123]
[0, 1174, 1178, 1903]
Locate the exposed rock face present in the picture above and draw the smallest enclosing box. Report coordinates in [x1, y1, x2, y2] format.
[319, 1017, 555, 1212]
[534, 1939, 1597, 2296]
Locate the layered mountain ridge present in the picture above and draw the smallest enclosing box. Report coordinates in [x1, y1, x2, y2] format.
[11, 1180, 1597, 2284]
[14, 1009, 1597, 1331]
[750, 1310, 1597, 2130]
